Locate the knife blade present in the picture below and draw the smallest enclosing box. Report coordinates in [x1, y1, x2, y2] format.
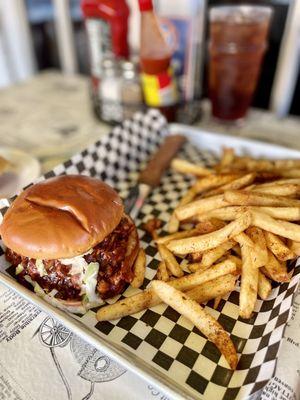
[125, 135, 186, 220]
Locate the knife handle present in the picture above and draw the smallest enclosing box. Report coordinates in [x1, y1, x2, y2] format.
[138, 135, 186, 187]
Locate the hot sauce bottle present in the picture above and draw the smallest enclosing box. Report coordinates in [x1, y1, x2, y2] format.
[138, 0, 178, 122]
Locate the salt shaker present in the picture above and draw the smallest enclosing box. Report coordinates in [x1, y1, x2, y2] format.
[99, 58, 123, 123]
[121, 61, 143, 119]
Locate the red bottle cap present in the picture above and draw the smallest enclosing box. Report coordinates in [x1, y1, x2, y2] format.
[138, 0, 153, 12]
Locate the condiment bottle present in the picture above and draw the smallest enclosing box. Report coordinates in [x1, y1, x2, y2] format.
[156, 0, 206, 123]
[81, 0, 130, 120]
[138, 0, 178, 122]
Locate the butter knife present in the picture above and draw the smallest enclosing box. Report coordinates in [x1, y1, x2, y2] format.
[125, 135, 186, 220]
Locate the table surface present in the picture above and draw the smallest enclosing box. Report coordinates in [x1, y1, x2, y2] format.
[0, 71, 299, 174]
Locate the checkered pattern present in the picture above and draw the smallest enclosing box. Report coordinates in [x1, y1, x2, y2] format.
[0, 110, 299, 400]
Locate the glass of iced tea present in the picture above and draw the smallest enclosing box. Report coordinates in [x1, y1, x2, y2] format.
[208, 6, 273, 123]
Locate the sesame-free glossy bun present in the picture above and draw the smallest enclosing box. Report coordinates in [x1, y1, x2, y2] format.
[1, 175, 124, 259]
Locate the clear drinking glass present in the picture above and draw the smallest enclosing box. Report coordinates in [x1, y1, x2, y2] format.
[208, 5, 273, 123]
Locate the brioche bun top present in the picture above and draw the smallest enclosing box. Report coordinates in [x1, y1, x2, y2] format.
[1, 175, 124, 259]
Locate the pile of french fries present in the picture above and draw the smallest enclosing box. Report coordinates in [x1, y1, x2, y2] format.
[97, 148, 300, 370]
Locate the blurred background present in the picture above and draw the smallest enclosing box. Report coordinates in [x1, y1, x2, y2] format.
[0, 0, 299, 116]
[0, 0, 299, 198]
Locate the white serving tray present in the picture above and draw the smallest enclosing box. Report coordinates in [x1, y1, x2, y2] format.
[0, 116, 299, 400]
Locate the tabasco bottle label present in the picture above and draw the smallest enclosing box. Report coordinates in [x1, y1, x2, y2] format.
[141, 68, 178, 107]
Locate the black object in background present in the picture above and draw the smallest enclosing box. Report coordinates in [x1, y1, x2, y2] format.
[26, 0, 89, 74]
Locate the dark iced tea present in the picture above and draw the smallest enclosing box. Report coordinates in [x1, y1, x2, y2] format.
[209, 6, 272, 121]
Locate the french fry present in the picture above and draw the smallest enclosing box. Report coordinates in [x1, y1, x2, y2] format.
[179, 259, 191, 273]
[152, 280, 238, 369]
[187, 274, 237, 304]
[171, 159, 213, 176]
[168, 213, 180, 234]
[264, 231, 295, 261]
[230, 157, 300, 172]
[280, 170, 300, 178]
[204, 173, 256, 197]
[156, 261, 169, 281]
[213, 254, 229, 264]
[273, 159, 300, 169]
[157, 228, 201, 244]
[197, 206, 246, 222]
[197, 206, 248, 221]
[239, 244, 258, 319]
[244, 184, 256, 191]
[167, 259, 237, 291]
[131, 249, 146, 288]
[258, 271, 272, 300]
[200, 240, 236, 268]
[224, 190, 300, 207]
[246, 227, 268, 268]
[168, 188, 196, 233]
[167, 212, 252, 255]
[252, 184, 300, 197]
[213, 296, 222, 309]
[195, 219, 226, 234]
[289, 240, 300, 256]
[227, 254, 242, 273]
[158, 244, 184, 277]
[233, 157, 273, 172]
[96, 260, 236, 321]
[188, 262, 209, 273]
[143, 219, 184, 278]
[234, 230, 264, 270]
[181, 187, 197, 204]
[201, 206, 300, 222]
[254, 207, 300, 221]
[193, 174, 240, 195]
[97, 289, 155, 321]
[189, 253, 232, 272]
[216, 147, 235, 171]
[234, 232, 254, 248]
[252, 178, 300, 187]
[262, 251, 290, 282]
[252, 210, 300, 242]
[158, 219, 226, 245]
[175, 195, 229, 221]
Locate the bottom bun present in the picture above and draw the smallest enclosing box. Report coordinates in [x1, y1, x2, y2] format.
[26, 280, 105, 314]
[43, 294, 105, 314]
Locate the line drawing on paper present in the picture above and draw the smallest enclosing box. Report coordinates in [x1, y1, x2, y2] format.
[38, 317, 73, 400]
[70, 334, 126, 400]
[36, 316, 126, 400]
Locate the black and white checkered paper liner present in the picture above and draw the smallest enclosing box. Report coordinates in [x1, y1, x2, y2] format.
[0, 110, 299, 400]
